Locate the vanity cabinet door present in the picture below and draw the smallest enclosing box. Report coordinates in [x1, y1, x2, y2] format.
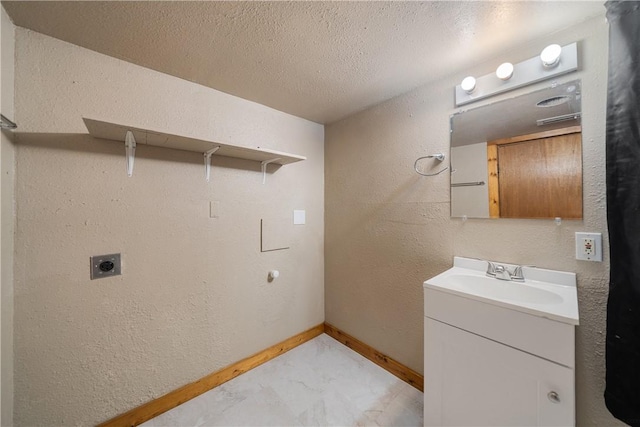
[424, 318, 574, 426]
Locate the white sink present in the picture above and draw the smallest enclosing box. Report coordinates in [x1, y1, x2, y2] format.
[423, 257, 579, 426]
[425, 257, 579, 325]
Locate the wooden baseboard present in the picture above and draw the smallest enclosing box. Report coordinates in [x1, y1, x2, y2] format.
[98, 323, 325, 427]
[99, 322, 423, 426]
[323, 322, 424, 391]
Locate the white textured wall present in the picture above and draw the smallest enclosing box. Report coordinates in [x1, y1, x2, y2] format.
[1, 5, 15, 426]
[326, 16, 622, 426]
[13, 29, 324, 425]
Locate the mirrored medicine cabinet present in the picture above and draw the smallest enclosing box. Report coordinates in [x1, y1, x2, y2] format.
[450, 80, 582, 220]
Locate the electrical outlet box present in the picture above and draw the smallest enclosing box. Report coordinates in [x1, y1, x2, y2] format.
[575, 232, 602, 262]
[90, 253, 122, 279]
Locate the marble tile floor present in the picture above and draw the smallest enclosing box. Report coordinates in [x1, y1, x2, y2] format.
[141, 333, 424, 426]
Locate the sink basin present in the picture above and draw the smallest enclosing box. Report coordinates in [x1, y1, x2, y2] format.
[446, 274, 563, 305]
[424, 257, 579, 325]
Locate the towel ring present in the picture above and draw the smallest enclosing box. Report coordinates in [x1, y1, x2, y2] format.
[414, 153, 449, 176]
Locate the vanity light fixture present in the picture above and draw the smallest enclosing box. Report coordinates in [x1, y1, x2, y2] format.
[540, 44, 562, 68]
[454, 42, 578, 107]
[496, 62, 514, 80]
[460, 76, 477, 93]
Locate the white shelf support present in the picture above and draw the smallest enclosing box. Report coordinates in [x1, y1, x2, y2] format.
[261, 158, 281, 184]
[204, 146, 221, 182]
[125, 131, 136, 177]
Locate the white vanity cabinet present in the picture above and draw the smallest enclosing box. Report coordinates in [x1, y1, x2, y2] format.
[423, 257, 579, 427]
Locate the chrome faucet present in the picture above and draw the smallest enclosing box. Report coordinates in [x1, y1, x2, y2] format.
[486, 261, 525, 282]
[486, 261, 500, 278]
[511, 266, 525, 282]
[494, 264, 512, 280]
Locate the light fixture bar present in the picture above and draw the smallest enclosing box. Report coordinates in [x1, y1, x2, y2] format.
[455, 42, 578, 107]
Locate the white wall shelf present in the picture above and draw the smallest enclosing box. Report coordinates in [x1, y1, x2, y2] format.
[82, 117, 306, 182]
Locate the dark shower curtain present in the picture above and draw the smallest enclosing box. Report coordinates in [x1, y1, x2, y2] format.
[605, 1, 640, 425]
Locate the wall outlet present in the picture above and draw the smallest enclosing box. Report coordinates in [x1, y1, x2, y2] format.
[583, 238, 594, 255]
[575, 232, 602, 262]
[90, 253, 122, 279]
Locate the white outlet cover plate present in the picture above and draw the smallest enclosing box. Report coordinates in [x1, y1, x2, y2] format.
[575, 232, 603, 262]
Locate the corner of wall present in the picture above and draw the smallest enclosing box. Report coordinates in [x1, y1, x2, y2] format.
[1, 4, 16, 426]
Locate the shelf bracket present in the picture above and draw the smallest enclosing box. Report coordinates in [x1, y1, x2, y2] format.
[204, 146, 221, 182]
[261, 158, 281, 184]
[0, 114, 17, 130]
[125, 131, 136, 177]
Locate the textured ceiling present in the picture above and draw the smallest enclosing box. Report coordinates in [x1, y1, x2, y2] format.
[2, 1, 605, 124]
[451, 80, 582, 147]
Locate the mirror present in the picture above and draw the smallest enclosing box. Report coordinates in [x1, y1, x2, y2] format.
[450, 80, 582, 219]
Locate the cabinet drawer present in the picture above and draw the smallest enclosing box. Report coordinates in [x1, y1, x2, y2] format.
[424, 287, 575, 367]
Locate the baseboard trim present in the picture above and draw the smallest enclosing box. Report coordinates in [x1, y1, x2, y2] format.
[323, 322, 424, 391]
[98, 323, 325, 427]
[98, 322, 423, 426]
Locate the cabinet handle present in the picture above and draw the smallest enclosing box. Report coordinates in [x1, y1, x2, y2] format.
[547, 391, 560, 403]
